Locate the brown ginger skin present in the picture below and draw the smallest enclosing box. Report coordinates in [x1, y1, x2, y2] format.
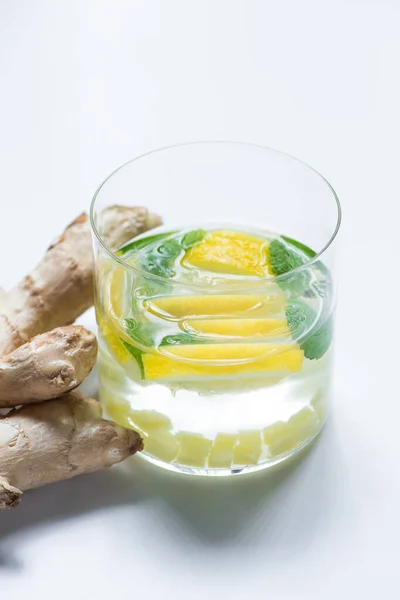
[0, 206, 162, 356]
[0, 326, 97, 407]
[97, 205, 161, 251]
[0, 206, 157, 508]
[0, 391, 144, 509]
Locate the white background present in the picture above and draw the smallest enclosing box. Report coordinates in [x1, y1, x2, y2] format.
[1, 0, 399, 597]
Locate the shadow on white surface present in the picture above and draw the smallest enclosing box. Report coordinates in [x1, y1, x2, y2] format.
[126, 423, 348, 552]
[0, 421, 348, 569]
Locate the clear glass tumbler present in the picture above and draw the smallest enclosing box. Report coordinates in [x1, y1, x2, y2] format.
[90, 142, 340, 476]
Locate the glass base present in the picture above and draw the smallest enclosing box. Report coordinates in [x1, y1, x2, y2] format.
[136, 424, 324, 477]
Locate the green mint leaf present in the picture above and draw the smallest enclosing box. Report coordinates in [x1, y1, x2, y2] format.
[285, 303, 314, 337]
[301, 317, 333, 360]
[282, 235, 329, 277]
[312, 280, 330, 298]
[281, 236, 317, 259]
[181, 229, 206, 250]
[121, 340, 145, 378]
[268, 239, 305, 276]
[268, 239, 311, 296]
[160, 332, 208, 346]
[118, 231, 177, 256]
[269, 237, 331, 297]
[121, 317, 156, 379]
[124, 318, 154, 347]
[124, 317, 137, 330]
[285, 303, 333, 360]
[140, 256, 176, 278]
[160, 333, 195, 346]
[156, 239, 181, 259]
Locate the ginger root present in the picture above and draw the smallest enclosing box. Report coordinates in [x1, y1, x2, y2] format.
[0, 391, 143, 509]
[97, 205, 161, 251]
[0, 325, 97, 408]
[0, 206, 161, 356]
[0, 206, 156, 508]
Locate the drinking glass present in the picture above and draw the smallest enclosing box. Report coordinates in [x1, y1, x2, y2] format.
[90, 142, 341, 476]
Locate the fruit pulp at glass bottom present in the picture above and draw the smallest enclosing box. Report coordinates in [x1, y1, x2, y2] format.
[98, 335, 330, 470]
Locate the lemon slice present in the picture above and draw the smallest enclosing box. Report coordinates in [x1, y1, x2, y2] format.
[142, 343, 303, 381]
[175, 432, 213, 467]
[146, 294, 285, 319]
[183, 229, 269, 276]
[159, 342, 297, 360]
[185, 317, 289, 338]
[108, 266, 128, 318]
[97, 313, 132, 364]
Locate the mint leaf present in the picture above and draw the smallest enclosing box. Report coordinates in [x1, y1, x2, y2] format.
[268, 239, 306, 275]
[285, 303, 333, 360]
[181, 229, 206, 250]
[160, 332, 208, 346]
[119, 228, 205, 282]
[121, 340, 145, 378]
[122, 232, 182, 279]
[285, 303, 314, 337]
[301, 317, 333, 360]
[120, 317, 155, 379]
[282, 236, 317, 259]
[156, 239, 181, 258]
[124, 318, 154, 347]
[160, 333, 196, 346]
[283, 235, 329, 278]
[140, 256, 176, 278]
[268, 239, 310, 296]
[118, 231, 177, 256]
[269, 237, 331, 297]
[312, 280, 330, 298]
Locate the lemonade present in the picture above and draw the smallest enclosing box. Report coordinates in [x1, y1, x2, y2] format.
[96, 225, 333, 474]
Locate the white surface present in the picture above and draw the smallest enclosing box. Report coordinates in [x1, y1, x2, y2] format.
[1, 0, 399, 597]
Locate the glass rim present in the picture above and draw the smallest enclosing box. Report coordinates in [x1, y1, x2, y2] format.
[90, 140, 341, 289]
